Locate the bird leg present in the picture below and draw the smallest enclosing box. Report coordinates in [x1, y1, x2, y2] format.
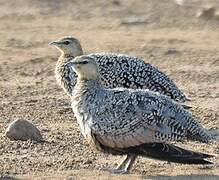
[116, 154, 136, 172]
[103, 155, 137, 174]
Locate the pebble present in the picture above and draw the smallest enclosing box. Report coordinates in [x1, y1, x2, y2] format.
[196, 6, 218, 20]
[5, 119, 44, 142]
[174, 0, 186, 6]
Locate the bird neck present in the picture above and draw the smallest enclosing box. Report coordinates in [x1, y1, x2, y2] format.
[55, 55, 72, 76]
[73, 78, 102, 100]
[54, 45, 83, 96]
[55, 55, 76, 96]
[60, 53, 75, 61]
[77, 77, 101, 88]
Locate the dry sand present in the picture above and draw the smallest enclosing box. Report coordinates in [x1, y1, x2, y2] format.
[0, 0, 218, 179]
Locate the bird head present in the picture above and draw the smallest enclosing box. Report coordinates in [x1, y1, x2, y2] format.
[67, 55, 99, 80]
[49, 36, 83, 57]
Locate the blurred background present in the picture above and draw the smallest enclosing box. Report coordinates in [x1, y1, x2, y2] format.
[0, 0, 218, 178]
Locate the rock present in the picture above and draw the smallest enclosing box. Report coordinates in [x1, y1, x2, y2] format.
[196, 6, 217, 19]
[164, 48, 180, 55]
[214, 11, 219, 20]
[174, 0, 186, 6]
[5, 119, 44, 142]
[120, 16, 149, 25]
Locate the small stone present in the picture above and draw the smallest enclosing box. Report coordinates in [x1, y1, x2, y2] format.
[196, 6, 216, 19]
[120, 16, 148, 25]
[214, 11, 219, 20]
[5, 119, 44, 142]
[68, 175, 77, 180]
[84, 159, 93, 165]
[112, 0, 120, 6]
[165, 48, 180, 55]
[174, 0, 186, 6]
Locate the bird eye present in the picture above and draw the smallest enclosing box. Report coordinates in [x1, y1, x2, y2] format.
[81, 60, 88, 64]
[63, 41, 70, 45]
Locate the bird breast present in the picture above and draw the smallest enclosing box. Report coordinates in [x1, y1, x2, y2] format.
[71, 83, 97, 139]
[72, 98, 92, 138]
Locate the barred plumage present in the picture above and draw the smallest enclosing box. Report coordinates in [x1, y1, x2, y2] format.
[69, 55, 214, 174]
[50, 36, 188, 102]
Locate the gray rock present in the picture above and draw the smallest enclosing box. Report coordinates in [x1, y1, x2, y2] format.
[5, 119, 43, 142]
[196, 6, 217, 20]
[120, 16, 149, 25]
[174, 0, 186, 6]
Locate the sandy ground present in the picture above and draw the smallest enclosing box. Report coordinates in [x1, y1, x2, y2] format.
[0, 0, 219, 179]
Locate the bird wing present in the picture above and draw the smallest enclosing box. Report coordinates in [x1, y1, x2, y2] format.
[89, 89, 211, 149]
[89, 53, 187, 102]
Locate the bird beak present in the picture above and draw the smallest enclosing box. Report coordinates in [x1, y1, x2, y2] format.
[49, 41, 60, 46]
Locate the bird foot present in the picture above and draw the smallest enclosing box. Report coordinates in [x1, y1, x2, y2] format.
[101, 167, 128, 174]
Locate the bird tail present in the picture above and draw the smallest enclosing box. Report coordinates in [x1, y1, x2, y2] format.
[128, 143, 214, 164]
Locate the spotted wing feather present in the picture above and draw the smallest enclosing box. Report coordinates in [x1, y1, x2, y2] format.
[90, 53, 187, 102]
[87, 88, 211, 149]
